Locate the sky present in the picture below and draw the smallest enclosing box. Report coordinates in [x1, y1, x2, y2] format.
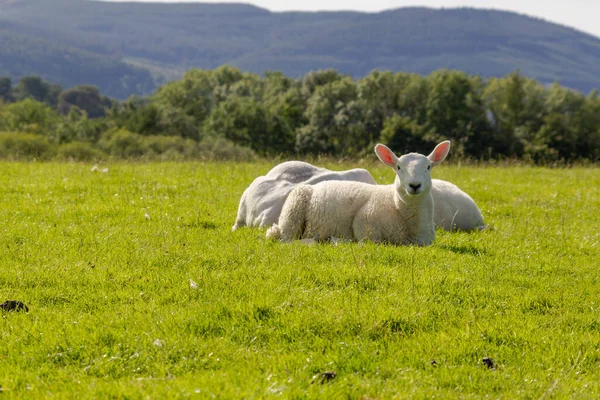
[106, 0, 600, 38]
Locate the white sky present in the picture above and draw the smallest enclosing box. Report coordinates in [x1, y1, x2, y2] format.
[106, 0, 600, 38]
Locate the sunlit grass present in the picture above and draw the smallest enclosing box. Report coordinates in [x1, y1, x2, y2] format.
[0, 161, 599, 398]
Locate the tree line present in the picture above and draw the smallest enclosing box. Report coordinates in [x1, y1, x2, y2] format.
[1, 67, 599, 162]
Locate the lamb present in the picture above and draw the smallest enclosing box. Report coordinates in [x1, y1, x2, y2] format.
[231, 161, 376, 231]
[266, 141, 451, 246]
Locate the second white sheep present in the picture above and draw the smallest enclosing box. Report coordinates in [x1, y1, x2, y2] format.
[232, 161, 375, 231]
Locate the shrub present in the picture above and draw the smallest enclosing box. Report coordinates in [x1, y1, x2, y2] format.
[197, 137, 256, 161]
[142, 135, 198, 158]
[97, 128, 149, 158]
[97, 129, 256, 161]
[57, 141, 107, 161]
[0, 99, 61, 140]
[0, 132, 56, 160]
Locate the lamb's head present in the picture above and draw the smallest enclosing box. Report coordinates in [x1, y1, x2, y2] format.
[375, 141, 451, 199]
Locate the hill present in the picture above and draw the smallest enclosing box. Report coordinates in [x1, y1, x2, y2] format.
[0, 22, 157, 99]
[1, 0, 599, 97]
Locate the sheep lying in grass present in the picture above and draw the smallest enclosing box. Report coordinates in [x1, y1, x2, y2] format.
[233, 153, 485, 233]
[231, 161, 376, 231]
[266, 141, 451, 245]
[431, 179, 485, 231]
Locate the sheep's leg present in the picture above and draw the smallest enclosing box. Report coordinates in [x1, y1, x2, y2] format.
[232, 191, 248, 232]
[271, 185, 313, 241]
[352, 213, 379, 243]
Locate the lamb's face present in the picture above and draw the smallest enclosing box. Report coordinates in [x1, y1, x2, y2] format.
[395, 153, 432, 197]
[374, 141, 451, 200]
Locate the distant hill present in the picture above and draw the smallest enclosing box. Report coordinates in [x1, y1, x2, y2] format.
[0, 23, 157, 99]
[1, 0, 599, 98]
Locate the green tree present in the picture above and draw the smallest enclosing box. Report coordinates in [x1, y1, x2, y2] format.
[579, 91, 600, 161]
[57, 85, 112, 118]
[153, 69, 215, 140]
[424, 70, 491, 157]
[268, 86, 306, 135]
[536, 83, 589, 161]
[152, 67, 251, 140]
[483, 71, 546, 158]
[356, 71, 401, 148]
[300, 69, 347, 99]
[0, 78, 14, 102]
[14, 76, 62, 108]
[379, 115, 434, 154]
[0, 99, 62, 141]
[396, 73, 430, 125]
[57, 108, 107, 143]
[205, 96, 294, 155]
[297, 77, 364, 155]
[107, 96, 162, 136]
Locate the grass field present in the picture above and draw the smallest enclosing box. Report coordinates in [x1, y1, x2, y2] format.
[0, 160, 599, 398]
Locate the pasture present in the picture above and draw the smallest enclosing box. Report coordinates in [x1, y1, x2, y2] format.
[0, 161, 599, 398]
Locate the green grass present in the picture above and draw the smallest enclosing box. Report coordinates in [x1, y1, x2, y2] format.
[0, 161, 599, 398]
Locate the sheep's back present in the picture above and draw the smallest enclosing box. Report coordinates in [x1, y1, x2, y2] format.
[431, 179, 484, 231]
[303, 181, 393, 240]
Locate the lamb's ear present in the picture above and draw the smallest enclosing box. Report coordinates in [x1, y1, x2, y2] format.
[375, 144, 398, 168]
[427, 140, 451, 166]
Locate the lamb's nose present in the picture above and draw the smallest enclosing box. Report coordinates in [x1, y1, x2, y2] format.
[409, 183, 421, 191]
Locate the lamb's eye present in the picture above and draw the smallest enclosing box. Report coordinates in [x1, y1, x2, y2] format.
[427, 165, 431, 170]
[397, 165, 401, 171]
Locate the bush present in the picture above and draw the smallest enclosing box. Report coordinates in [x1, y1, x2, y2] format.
[98, 128, 256, 161]
[197, 137, 256, 161]
[98, 128, 149, 158]
[0, 132, 56, 160]
[143, 135, 199, 158]
[0, 99, 61, 140]
[57, 141, 106, 161]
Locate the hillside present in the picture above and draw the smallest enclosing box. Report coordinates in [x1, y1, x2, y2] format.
[0, 22, 157, 99]
[1, 0, 599, 97]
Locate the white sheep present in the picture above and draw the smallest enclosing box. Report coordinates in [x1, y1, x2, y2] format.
[231, 161, 376, 231]
[431, 179, 485, 231]
[266, 141, 451, 246]
[233, 156, 485, 233]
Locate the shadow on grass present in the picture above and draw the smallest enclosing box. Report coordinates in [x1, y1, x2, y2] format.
[439, 244, 488, 256]
[180, 220, 218, 229]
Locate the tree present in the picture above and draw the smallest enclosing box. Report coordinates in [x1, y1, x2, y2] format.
[357, 71, 401, 147]
[14, 76, 62, 108]
[106, 96, 162, 136]
[267, 86, 306, 135]
[300, 69, 347, 99]
[395, 73, 430, 125]
[57, 85, 112, 118]
[483, 71, 545, 158]
[154, 68, 250, 140]
[0, 98, 62, 140]
[379, 115, 434, 154]
[0, 78, 13, 102]
[297, 77, 365, 155]
[424, 70, 491, 157]
[204, 96, 294, 155]
[153, 69, 216, 140]
[578, 91, 600, 161]
[57, 108, 108, 143]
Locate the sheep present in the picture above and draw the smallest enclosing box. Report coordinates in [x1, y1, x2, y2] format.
[233, 156, 485, 234]
[266, 141, 451, 246]
[431, 179, 485, 231]
[231, 161, 376, 231]
[266, 161, 375, 185]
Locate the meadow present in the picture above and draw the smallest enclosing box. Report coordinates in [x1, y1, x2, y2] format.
[0, 160, 599, 398]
